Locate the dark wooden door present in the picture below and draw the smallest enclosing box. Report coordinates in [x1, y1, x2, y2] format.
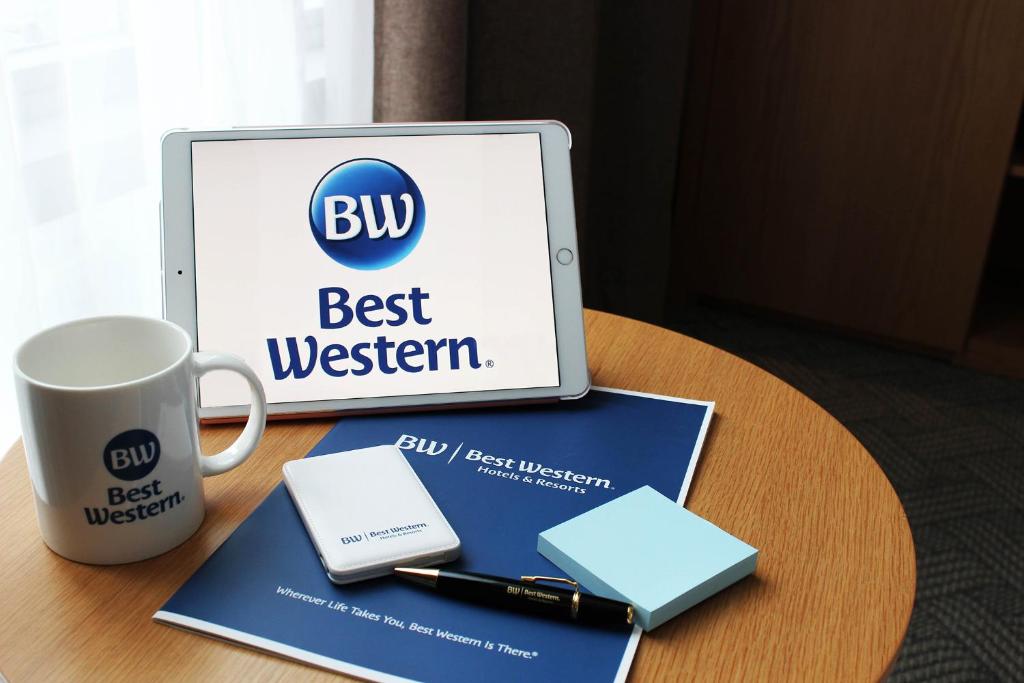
[675, 0, 1024, 353]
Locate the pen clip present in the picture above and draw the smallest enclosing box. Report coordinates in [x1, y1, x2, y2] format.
[520, 575, 578, 590]
[520, 576, 581, 619]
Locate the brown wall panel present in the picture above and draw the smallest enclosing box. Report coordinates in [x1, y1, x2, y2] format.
[675, 0, 1024, 352]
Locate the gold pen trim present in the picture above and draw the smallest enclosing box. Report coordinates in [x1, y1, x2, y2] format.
[521, 575, 581, 619]
[522, 575, 635, 625]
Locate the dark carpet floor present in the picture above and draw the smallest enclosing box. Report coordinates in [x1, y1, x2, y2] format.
[668, 304, 1024, 682]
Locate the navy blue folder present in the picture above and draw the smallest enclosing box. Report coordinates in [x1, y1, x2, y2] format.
[155, 388, 713, 682]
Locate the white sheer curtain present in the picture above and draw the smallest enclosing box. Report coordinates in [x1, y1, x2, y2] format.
[0, 0, 374, 450]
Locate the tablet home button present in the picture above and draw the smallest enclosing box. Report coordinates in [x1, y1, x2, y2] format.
[556, 248, 574, 265]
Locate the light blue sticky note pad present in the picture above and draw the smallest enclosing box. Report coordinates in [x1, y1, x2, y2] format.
[538, 486, 758, 631]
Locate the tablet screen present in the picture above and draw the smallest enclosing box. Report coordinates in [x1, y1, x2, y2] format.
[190, 133, 559, 408]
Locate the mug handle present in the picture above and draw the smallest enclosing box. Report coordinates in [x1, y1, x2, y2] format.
[191, 351, 268, 476]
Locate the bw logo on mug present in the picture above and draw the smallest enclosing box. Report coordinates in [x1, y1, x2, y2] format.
[103, 429, 161, 481]
[309, 158, 426, 270]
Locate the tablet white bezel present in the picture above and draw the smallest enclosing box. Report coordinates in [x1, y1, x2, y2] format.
[160, 121, 589, 419]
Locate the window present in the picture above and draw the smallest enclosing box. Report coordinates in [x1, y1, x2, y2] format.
[0, 0, 373, 450]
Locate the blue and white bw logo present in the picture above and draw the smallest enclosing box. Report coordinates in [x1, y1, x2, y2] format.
[103, 429, 160, 481]
[309, 158, 425, 270]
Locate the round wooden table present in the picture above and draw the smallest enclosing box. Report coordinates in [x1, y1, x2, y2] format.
[0, 311, 914, 681]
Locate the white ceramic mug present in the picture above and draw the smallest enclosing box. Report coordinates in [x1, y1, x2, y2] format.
[13, 315, 267, 564]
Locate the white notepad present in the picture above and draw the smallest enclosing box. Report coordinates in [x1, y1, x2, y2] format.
[283, 445, 461, 584]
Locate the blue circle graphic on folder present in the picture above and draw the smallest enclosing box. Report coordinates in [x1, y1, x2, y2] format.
[309, 158, 425, 270]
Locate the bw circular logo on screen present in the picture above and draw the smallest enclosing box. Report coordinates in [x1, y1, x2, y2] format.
[309, 158, 426, 270]
[103, 429, 160, 481]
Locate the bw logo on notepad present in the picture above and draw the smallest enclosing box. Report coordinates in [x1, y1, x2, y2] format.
[309, 158, 425, 270]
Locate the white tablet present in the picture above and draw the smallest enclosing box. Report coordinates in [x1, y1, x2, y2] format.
[160, 121, 589, 420]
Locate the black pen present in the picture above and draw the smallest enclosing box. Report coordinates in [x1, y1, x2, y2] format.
[393, 567, 634, 627]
